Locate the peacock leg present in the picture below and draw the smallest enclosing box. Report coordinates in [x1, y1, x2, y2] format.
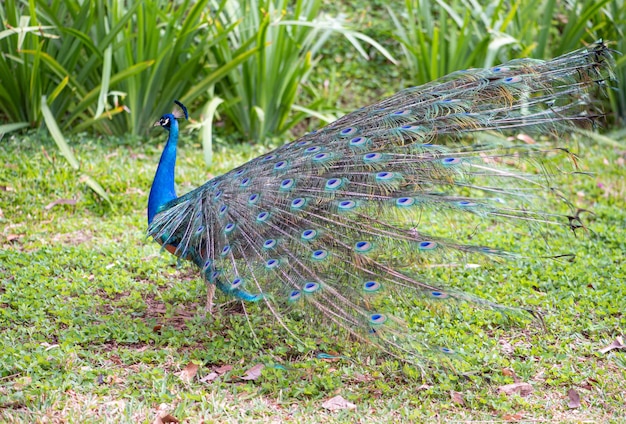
[205, 282, 216, 315]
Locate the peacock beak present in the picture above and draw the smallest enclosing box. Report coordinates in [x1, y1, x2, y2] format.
[153, 121, 162, 127]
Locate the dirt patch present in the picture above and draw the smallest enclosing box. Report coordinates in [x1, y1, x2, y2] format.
[52, 230, 93, 246]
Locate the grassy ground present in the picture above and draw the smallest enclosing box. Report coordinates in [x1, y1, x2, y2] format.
[1, 3, 625, 418]
[1, 125, 625, 422]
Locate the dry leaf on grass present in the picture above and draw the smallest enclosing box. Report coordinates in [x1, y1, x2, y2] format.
[502, 412, 524, 421]
[502, 368, 520, 383]
[498, 382, 533, 397]
[153, 404, 179, 424]
[6, 234, 22, 243]
[567, 388, 581, 409]
[200, 371, 220, 383]
[215, 364, 233, 374]
[179, 362, 199, 383]
[240, 364, 264, 381]
[599, 336, 625, 353]
[200, 364, 233, 383]
[153, 413, 179, 424]
[322, 395, 356, 411]
[450, 391, 465, 405]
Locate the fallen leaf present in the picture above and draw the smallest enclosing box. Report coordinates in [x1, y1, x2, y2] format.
[153, 404, 179, 424]
[567, 388, 581, 409]
[200, 364, 233, 384]
[450, 390, 465, 405]
[152, 325, 162, 333]
[498, 382, 533, 397]
[599, 336, 625, 353]
[6, 234, 22, 243]
[215, 364, 233, 374]
[321, 395, 356, 411]
[153, 413, 179, 424]
[240, 363, 264, 381]
[200, 371, 220, 383]
[502, 368, 520, 383]
[44, 198, 77, 210]
[502, 412, 524, 421]
[160, 415, 179, 424]
[0, 185, 14, 191]
[179, 362, 199, 383]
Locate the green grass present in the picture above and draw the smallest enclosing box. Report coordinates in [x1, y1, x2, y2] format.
[1, 129, 625, 422]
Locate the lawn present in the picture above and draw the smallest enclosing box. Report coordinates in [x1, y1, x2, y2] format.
[1, 124, 625, 422]
[1, 0, 625, 421]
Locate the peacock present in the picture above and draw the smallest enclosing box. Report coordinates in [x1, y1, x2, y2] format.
[147, 42, 614, 367]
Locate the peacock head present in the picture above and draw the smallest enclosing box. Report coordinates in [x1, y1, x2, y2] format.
[154, 100, 189, 131]
[154, 114, 175, 131]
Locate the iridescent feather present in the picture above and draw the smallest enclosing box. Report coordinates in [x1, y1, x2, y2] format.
[147, 42, 614, 367]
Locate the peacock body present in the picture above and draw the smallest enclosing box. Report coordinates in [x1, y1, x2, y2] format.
[147, 43, 614, 366]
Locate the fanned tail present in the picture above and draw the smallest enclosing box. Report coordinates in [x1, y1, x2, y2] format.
[148, 42, 614, 366]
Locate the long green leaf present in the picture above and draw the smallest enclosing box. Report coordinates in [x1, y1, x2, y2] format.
[40, 95, 79, 170]
[95, 44, 113, 118]
[0, 122, 30, 135]
[182, 46, 262, 104]
[80, 174, 112, 204]
[65, 60, 154, 129]
[201, 97, 225, 167]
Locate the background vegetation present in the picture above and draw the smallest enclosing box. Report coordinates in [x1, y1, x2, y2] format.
[1, 0, 625, 422]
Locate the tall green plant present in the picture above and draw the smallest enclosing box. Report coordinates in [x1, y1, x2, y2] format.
[388, 0, 625, 123]
[204, 0, 395, 144]
[0, 3, 64, 129]
[0, 0, 260, 136]
[0, 0, 262, 199]
[0, 0, 151, 134]
[98, 0, 261, 136]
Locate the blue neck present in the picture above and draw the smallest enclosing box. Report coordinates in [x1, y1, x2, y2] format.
[148, 117, 179, 224]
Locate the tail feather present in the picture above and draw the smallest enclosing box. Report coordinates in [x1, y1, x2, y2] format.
[148, 42, 614, 366]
